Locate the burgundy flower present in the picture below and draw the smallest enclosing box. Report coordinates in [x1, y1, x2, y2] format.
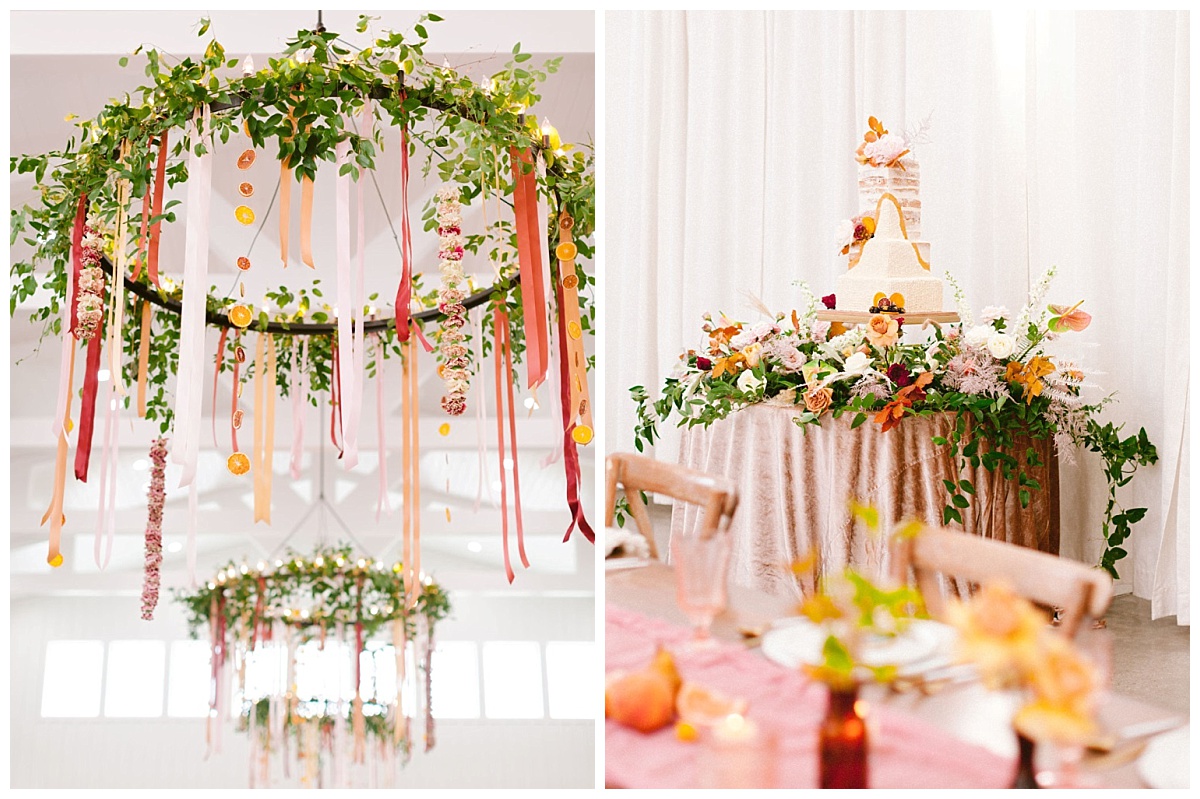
[696, 356, 713, 371]
[887, 363, 913, 388]
[853, 223, 869, 241]
[821, 294, 837, 310]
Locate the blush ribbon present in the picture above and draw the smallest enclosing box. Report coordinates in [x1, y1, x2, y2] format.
[252, 333, 277, 524]
[211, 327, 229, 445]
[334, 134, 360, 468]
[374, 335, 392, 521]
[173, 109, 214, 488]
[42, 345, 76, 567]
[472, 306, 492, 510]
[394, 119, 414, 342]
[510, 146, 549, 390]
[400, 339, 422, 608]
[493, 309, 529, 583]
[290, 338, 308, 479]
[136, 300, 152, 417]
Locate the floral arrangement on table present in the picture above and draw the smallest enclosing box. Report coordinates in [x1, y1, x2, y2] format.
[948, 582, 1100, 745]
[631, 267, 1158, 578]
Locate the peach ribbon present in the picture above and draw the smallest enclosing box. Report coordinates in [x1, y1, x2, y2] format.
[509, 147, 549, 389]
[556, 214, 593, 437]
[252, 333, 276, 524]
[280, 161, 292, 267]
[394, 122, 414, 342]
[374, 335, 392, 521]
[210, 327, 229, 445]
[400, 339, 422, 608]
[392, 616, 408, 747]
[137, 300, 152, 417]
[108, 140, 131, 397]
[300, 176, 315, 269]
[42, 345, 76, 567]
[290, 338, 308, 479]
[493, 309, 529, 583]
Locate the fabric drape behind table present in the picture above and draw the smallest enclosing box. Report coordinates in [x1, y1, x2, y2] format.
[671, 405, 1058, 599]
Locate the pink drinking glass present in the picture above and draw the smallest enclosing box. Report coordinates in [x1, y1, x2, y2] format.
[673, 532, 732, 648]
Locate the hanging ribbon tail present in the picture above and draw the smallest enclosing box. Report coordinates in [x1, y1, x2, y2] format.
[53, 204, 81, 440]
[290, 338, 307, 480]
[231, 334, 242, 454]
[211, 327, 229, 446]
[74, 322, 105, 482]
[147, 130, 168, 288]
[69, 193, 87, 335]
[44, 345, 76, 568]
[137, 301, 153, 418]
[280, 162, 292, 267]
[411, 321, 434, 354]
[375, 336, 393, 521]
[395, 125, 413, 342]
[131, 184, 151, 281]
[501, 317, 529, 570]
[509, 146, 549, 390]
[473, 307, 492, 511]
[554, 272, 595, 544]
[331, 340, 344, 457]
[335, 136, 359, 469]
[494, 310, 516, 584]
[300, 175, 315, 268]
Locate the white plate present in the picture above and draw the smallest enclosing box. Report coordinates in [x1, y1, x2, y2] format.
[761, 618, 954, 672]
[1137, 724, 1190, 789]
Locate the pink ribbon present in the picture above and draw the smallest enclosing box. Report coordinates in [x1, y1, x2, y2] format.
[472, 307, 492, 511]
[93, 384, 119, 570]
[334, 135, 359, 468]
[394, 117, 414, 342]
[290, 338, 308, 479]
[374, 335, 392, 521]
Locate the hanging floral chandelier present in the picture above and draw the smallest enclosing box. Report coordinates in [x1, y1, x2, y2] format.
[10, 11, 597, 593]
[174, 544, 450, 788]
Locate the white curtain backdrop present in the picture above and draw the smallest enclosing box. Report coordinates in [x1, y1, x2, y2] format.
[605, 10, 1189, 622]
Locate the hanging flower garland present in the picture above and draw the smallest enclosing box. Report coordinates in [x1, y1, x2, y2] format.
[139, 437, 168, 620]
[76, 217, 107, 340]
[435, 185, 470, 416]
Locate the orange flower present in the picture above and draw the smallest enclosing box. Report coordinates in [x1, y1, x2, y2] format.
[709, 324, 742, 347]
[1005, 356, 1055, 404]
[865, 314, 899, 348]
[711, 352, 746, 379]
[873, 372, 933, 432]
[804, 385, 834, 416]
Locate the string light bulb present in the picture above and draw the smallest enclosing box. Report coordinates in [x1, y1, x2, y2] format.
[540, 117, 553, 148]
[242, 55, 255, 77]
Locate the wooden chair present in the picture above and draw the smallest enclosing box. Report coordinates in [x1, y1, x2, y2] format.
[891, 527, 1114, 637]
[604, 452, 738, 560]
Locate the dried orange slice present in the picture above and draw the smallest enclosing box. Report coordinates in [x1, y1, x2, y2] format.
[227, 452, 250, 475]
[237, 149, 256, 169]
[235, 205, 255, 225]
[571, 424, 593, 445]
[238, 182, 254, 197]
[48, 552, 64, 568]
[438, 422, 450, 436]
[675, 682, 748, 726]
[562, 273, 579, 289]
[559, 214, 574, 231]
[236, 256, 251, 271]
[862, 216, 876, 234]
[555, 241, 578, 261]
[567, 320, 582, 340]
[235, 345, 246, 363]
[243, 120, 251, 137]
[228, 304, 253, 328]
[232, 410, 244, 430]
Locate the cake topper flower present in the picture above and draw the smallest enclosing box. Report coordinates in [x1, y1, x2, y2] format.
[855, 116, 910, 170]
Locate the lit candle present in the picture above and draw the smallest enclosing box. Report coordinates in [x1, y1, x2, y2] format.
[540, 117, 553, 149]
[714, 713, 758, 744]
[242, 55, 255, 77]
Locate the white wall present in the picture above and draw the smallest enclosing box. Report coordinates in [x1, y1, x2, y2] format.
[10, 594, 594, 789]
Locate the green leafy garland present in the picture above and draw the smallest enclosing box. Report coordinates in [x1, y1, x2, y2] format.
[632, 281, 1157, 579]
[11, 13, 596, 433]
[173, 543, 450, 641]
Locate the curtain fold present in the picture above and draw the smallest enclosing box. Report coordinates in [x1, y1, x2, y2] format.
[605, 10, 1188, 620]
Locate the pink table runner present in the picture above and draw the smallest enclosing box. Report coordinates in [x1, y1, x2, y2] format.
[606, 604, 1015, 789]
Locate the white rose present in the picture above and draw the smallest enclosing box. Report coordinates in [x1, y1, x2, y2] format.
[986, 333, 1016, 360]
[835, 219, 855, 249]
[980, 305, 1010, 325]
[965, 325, 993, 349]
[842, 351, 872, 376]
[736, 369, 765, 395]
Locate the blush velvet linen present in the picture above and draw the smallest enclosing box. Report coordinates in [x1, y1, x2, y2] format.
[605, 605, 1012, 789]
[671, 406, 1058, 599]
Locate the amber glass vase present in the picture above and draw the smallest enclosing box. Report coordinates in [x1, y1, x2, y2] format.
[819, 684, 869, 789]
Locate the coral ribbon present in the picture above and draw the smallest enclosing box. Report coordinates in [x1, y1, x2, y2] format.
[137, 300, 152, 417]
[42, 345, 75, 567]
[334, 136, 360, 468]
[473, 307, 492, 510]
[400, 339, 422, 607]
[173, 110, 213, 488]
[510, 146, 549, 389]
[280, 162, 291, 268]
[74, 319, 104, 482]
[394, 122, 413, 342]
[290, 338, 308, 479]
[211, 327, 228, 445]
[147, 130, 168, 287]
[554, 270, 596, 544]
[374, 335, 392, 521]
[300, 176, 315, 269]
[130, 181, 150, 281]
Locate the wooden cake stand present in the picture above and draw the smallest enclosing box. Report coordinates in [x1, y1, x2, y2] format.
[815, 310, 961, 325]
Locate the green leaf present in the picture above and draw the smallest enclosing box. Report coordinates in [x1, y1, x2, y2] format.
[958, 480, 975, 495]
[198, 17, 211, 36]
[942, 506, 962, 526]
[951, 494, 969, 509]
[850, 412, 867, 430]
[118, 56, 129, 67]
[1018, 489, 1031, 508]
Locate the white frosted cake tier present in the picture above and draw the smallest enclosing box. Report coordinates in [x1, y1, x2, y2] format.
[836, 192, 943, 314]
[859, 160, 921, 239]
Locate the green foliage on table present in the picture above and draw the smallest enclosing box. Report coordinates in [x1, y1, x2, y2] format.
[172, 543, 450, 642]
[11, 13, 596, 433]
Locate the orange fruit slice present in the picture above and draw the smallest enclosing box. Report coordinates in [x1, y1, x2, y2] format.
[238, 182, 254, 197]
[236, 256, 251, 271]
[48, 552, 64, 568]
[567, 320, 582, 340]
[237, 149, 256, 169]
[235, 205, 255, 225]
[676, 682, 748, 725]
[228, 304, 252, 328]
[227, 452, 250, 475]
[571, 425, 593, 446]
[555, 241, 578, 261]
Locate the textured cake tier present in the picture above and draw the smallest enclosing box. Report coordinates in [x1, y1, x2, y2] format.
[837, 191, 943, 314]
[859, 160, 921, 239]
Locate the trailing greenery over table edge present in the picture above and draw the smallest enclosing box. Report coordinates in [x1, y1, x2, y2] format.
[11, 13, 596, 433]
[630, 277, 1157, 579]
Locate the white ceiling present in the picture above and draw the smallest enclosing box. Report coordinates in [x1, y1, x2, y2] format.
[8, 10, 597, 599]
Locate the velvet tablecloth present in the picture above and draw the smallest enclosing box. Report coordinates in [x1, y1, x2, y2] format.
[605, 604, 1013, 789]
[672, 406, 1059, 599]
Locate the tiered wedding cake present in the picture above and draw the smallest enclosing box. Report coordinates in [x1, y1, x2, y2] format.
[835, 117, 943, 314]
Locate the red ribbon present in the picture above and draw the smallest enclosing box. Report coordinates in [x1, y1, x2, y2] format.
[74, 317, 104, 482]
[394, 119, 414, 342]
[212, 327, 229, 448]
[554, 274, 595, 543]
[510, 147, 549, 390]
[69, 193, 87, 335]
[147, 130, 168, 287]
